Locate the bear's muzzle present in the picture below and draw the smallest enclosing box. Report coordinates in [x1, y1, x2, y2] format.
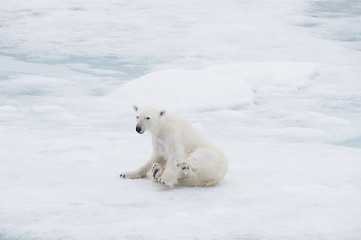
[136, 126, 143, 134]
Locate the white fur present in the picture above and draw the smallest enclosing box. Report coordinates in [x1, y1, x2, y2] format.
[120, 104, 228, 188]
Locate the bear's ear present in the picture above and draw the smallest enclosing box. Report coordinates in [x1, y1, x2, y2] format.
[133, 105, 138, 112]
[160, 110, 166, 117]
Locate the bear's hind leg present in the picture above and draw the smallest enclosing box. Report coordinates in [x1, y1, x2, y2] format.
[147, 163, 164, 180]
[177, 162, 191, 172]
[152, 162, 182, 188]
[176, 162, 201, 186]
[149, 163, 177, 188]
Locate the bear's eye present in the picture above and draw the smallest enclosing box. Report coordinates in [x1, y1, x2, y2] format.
[146, 117, 150, 120]
[136, 116, 139, 119]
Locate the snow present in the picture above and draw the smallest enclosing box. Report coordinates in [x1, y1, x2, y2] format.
[111, 68, 254, 112]
[1, 0, 361, 239]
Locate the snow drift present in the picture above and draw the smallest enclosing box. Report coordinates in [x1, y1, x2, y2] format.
[110, 62, 318, 112]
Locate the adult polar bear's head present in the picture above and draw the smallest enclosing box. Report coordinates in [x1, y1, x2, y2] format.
[133, 105, 166, 134]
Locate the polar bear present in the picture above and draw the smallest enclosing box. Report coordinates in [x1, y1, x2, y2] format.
[120, 104, 228, 188]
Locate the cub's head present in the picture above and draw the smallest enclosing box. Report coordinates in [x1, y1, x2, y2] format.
[133, 105, 166, 134]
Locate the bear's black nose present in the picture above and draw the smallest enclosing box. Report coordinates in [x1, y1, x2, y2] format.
[136, 126, 142, 133]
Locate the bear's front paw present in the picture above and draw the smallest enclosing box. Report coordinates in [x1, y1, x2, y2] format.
[154, 171, 177, 189]
[119, 171, 141, 179]
[154, 177, 173, 188]
[154, 177, 166, 185]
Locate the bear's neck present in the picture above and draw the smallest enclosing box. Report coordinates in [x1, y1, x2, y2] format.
[150, 124, 170, 139]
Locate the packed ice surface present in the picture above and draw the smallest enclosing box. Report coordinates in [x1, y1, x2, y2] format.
[1, 0, 361, 240]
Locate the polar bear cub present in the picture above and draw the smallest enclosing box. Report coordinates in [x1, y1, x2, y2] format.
[120, 104, 228, 188]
